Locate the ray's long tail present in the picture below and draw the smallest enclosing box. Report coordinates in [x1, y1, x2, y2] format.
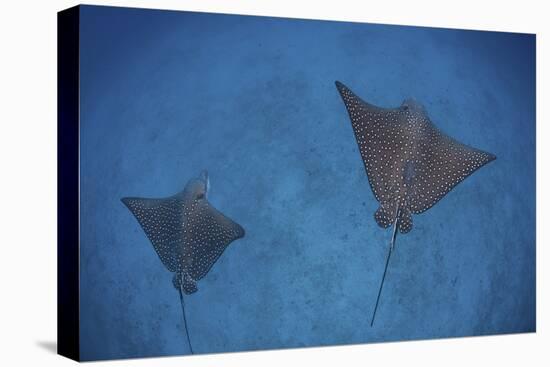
[370, 209, 400, 327]
[178, 287, 194, 354]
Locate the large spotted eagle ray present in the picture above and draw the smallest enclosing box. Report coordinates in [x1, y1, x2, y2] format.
[335, 81, 496, 326]
[122, 170, 245, 353]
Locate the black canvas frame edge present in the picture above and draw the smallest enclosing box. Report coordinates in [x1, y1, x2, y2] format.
[57, 5, 80, 362]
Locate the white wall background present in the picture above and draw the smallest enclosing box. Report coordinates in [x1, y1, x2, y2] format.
[0, 1, 547, 365]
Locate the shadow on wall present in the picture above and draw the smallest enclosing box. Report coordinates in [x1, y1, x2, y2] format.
[36, 340, 57, 354]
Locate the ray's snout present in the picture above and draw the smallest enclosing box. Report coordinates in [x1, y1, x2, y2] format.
[199, 170, 210, 194]
[199, 170, 208, 183]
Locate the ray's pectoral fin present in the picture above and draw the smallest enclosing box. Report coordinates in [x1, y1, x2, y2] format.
[173, 272, 198, 294]
[121, 196, 183, 272]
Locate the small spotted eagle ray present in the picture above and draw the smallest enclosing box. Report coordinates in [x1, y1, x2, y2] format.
[121, 170, 245, 353]
[335, 81, 496, 326]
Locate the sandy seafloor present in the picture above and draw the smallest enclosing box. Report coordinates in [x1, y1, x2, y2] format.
[77, 5, 536, 361]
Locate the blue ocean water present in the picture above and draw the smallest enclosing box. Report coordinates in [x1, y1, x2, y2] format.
[78, 5, 536, 361]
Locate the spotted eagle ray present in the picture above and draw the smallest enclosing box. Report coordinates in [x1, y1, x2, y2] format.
[121, 170, 245, 353]
[335, 81, 496, 326]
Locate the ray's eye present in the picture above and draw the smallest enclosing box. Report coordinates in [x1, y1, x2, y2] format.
[402, 105, 409, 111]
[196, 193, 205, 200]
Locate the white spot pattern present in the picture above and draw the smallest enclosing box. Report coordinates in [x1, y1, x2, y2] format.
[122, 173, 245, 294]
[336, 81, 496, 233]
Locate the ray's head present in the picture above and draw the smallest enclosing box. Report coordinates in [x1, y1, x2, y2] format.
[183, 170, 210, 202]
[400, 98, 427, 118]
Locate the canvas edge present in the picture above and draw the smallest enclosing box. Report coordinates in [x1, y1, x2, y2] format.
[57, 4, 81, 362]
